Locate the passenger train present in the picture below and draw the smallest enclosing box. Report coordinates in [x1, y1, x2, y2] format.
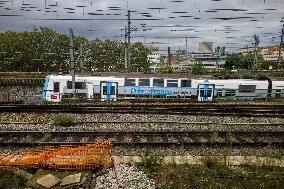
[42, 74, 284, 102]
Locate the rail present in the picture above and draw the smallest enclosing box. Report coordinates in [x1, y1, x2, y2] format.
[0, 131, 283, 146]
[0, 104, 283, 116]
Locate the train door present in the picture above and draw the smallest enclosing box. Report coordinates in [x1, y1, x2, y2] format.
[100, 81, 118, 101]
[198, 84, 215, 101]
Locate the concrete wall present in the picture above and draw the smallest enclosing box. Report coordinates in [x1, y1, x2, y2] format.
[0, 86, 42, 103]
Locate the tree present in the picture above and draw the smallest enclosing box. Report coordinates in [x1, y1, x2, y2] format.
[0, 28, 149, 72]
[157, 65, 173, 73]
[191, 60, 204, 75]
[255, 54, 265, 69]
[279, 59, 284, 70]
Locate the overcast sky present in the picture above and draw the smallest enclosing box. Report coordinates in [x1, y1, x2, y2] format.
[0, 0, 283, 52]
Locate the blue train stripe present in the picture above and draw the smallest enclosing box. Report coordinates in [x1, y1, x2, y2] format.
[41, 75, 50, 101]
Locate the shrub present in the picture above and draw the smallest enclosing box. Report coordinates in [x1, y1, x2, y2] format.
[52, 113, 74, 127]
[139, 152, 162, 168]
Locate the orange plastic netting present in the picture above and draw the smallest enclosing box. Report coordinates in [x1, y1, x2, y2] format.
[0, 141, 113, 170]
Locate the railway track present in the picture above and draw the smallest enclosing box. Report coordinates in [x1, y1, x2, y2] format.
[0, 131, 283, 146]
[0, 121, 283, 126]
[0, 104, 284, 116]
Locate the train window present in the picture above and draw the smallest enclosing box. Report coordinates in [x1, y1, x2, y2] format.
[125, 78, 136, 86]
[67, 81, 86, 89]
[103, 86, 116, 95]
[200, 89, 212, 97]
[139, 79, 150, 86]
[153, 79, 164, 87]
[67, 81, 72, 89]
[239, 85, 256, 93]
[167, 80, 178, 87]
[103, 86, 107, 95]
[276, 90, 281, 98]
[216, 90, 222, 97]
[54, 82, 60, 93]
[181, 80, 191, 87]
[225, 90, 235, 96]
[75, 82, 86, 89]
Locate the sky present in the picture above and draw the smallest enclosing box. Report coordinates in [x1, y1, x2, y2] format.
[0, 0, 283, 52]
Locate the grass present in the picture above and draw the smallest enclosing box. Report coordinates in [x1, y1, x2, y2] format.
[52, 113, 74, 127]
[138, 155, 284, 189]
[0, 169, 26, 189]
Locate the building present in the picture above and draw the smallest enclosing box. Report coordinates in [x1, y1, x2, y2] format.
[236, 47, 256, 54]
[258, 45, 284, 62]
[237, 45, 284, 62]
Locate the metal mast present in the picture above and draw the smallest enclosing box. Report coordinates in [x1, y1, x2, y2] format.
[69, 29, 75, 96]
[185, 36, 188, 60]
[124, 26, 128, 70]
[278, 20, 284, 63]
[253, 34, 260, 69]
[127, 10, 131, 72]
[79, 43, 84, 73]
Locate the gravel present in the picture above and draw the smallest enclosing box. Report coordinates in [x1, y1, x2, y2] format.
[0, 113, 283, 124]
[94, 164, 155, 189]
[0, 113, 283, 132]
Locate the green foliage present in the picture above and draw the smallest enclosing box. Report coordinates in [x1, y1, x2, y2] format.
[255, 54, 265, 69]
[52, 113, 74, 127]
[157, 65, 173, 73]
[225, 53, 268, 70]
[279, 59, 284, 70]
[0, 28, 149, 72]
[191, 60, 204, 75]
[139, 152, 162, 168]
[0, 169, 26, 189]
[201, 156, 223, 169]
[141, 161, 284, 189]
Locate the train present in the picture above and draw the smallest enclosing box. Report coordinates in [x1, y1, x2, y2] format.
[41, 74, 284, 102]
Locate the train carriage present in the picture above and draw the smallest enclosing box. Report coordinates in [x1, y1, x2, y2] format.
[42, 74, 284, 102]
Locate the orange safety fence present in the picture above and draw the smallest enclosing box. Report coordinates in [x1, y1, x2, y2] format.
[0, 141, 113, 170]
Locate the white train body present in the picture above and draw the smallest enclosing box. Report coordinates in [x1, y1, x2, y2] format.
[42, 74, 284, 102]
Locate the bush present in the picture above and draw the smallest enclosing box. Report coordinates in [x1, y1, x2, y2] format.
[139, 152, 162, 168]
[191, 60, 205, 75]
[52, 113, 74, 127]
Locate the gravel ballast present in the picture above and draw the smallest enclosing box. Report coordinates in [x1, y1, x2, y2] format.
[94, 164, 155, 189]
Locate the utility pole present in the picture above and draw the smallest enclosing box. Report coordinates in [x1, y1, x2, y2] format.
[127, 10, 131, 72]
[79, 43, 84, 73]
[168, 46, 171, 66]
[69, 28, 75, 96]
[253, 34, 260, 69]
[216, 46, 220, 71]
[124, 26, 128, 70]
[185, 36, 188, 60]
[278, 20, 284, 64]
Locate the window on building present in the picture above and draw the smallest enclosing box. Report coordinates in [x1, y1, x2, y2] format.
[239, 85, 256, 93]
[54, 82, 60, 93]
[125, 78, 136, 86]
[167, 80, 178, 87]
[138, 79, 150, 86]
[153, 79, 164, 87]
[181, 80, 191, 87]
